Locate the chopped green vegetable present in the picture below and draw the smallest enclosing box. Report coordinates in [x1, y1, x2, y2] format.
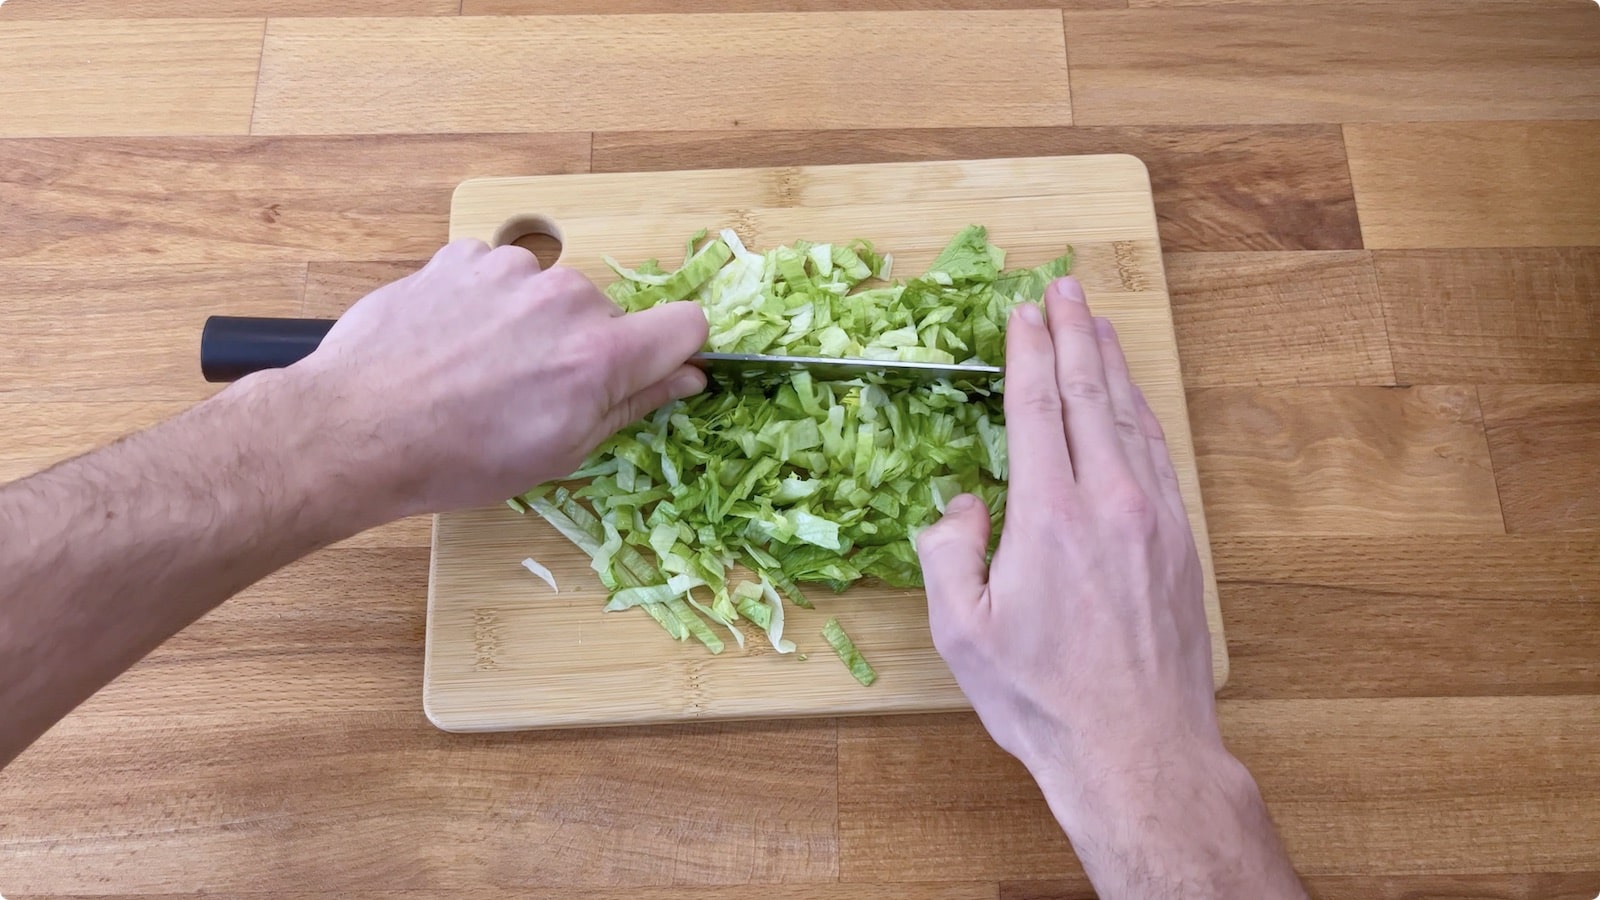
[517, 226, 1070, 684]
[821, 618, 876, 687]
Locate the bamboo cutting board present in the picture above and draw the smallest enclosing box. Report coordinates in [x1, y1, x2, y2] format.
[425, 156, 1226, 732]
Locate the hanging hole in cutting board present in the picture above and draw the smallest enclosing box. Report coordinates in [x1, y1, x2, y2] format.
[495, 214, 565, 271]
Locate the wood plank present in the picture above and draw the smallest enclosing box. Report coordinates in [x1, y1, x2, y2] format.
[1480, 385, 1600, 533]
[252, 13, 1071, 135]
[594, 126, 1361, 252]
[838, 714, 1077, 883]
[468, 0, 1113, 10]
[304, 260, 429, 317]
[1, 0, 458, 15]
[1190, 386, 1504, 535]
[1064, 5, 1600, 125]
[0, 20, 264, 138]
[53, 548, 430, 720]
[1002, 874, 1600, 899]
[1128, 0, 1554, 7]
[0, 264, 305, 402]
[537, 888, 1000, 900]
[1213, 535, 1600, 700]
[1, 713, 838, 892]
[1, 400, 190, 485]
[1167, 251, 1393, 387]
[1231, 697, 1600, 875]
[838, 698, 1600, 882]
[431, 156, 1226, 732]
[0, 135, 589, 265]
[1376, 248, 1600, 384]
[1345, 121, 1600, 249]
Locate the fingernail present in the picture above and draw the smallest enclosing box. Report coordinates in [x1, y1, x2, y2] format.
[669, 368, 707, 399]
[946, 494, 978, 514]
[1050, 277, 1086, 304]
[1016, 303, 1044, 326]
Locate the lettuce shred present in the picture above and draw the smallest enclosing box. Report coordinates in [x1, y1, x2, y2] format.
[511, 226, 1071, 684]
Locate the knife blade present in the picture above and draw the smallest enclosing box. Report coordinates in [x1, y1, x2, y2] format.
[199, 316, 1003, 385]
[693, 352, 1001, 385]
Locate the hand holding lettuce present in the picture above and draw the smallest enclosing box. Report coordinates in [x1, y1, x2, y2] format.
[512, 227, 1071, 684]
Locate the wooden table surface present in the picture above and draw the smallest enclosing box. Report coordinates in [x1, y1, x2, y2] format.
[1, 1, 1597, 897]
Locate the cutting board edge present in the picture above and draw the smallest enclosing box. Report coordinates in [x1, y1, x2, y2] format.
[447, 153, 1161, 243]
[427, 154, 1229, 731]
[1122, 182, 1231, 692]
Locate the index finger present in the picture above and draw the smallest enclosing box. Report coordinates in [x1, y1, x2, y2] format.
[1001, 302, 1076, 500]
[606, 300, 711, 397]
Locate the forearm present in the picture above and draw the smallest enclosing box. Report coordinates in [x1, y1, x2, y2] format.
[0, 370, 387, 766]
[1035, 742, 1306, 899]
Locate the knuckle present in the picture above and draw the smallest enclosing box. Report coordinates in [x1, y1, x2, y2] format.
[539, 265, 593, 295]
[487, 243, 536, 270]
[1060, 312, 1097, 339]
[1013, 389, 1063, 419]
[434, 238, 488, 265]
[1114, 415, 1144, 443]
[1104, 481, 1160, 530]
[1062, 378, 1109, 406]
[928, 613, 973, 659]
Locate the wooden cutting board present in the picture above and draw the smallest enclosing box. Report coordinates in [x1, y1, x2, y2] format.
[425, 155, 1226, 732]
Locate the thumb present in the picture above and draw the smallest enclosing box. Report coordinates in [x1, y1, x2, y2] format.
[916, 493, 992, 614]
[604, 364, 708, 434]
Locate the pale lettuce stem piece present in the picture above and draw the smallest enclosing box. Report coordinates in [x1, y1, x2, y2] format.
[822, 618, 877, 686]
[520, 558, 559, 594]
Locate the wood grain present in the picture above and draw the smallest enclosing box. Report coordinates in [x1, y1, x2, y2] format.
[1376, 248, 1600, 384]
[3, 883, 998, 890]
[0, 20, 264, 138]
[1003, 874, 1600, 900]
[1345, 121, 1600, 249]
[1232, 696, 1600, 875]
[1064, 5, 1600, 125]
[251, 13, 1072, 135]
[0, 136, 589, 266]
[1, 713, 838, 892]
[0, 0, 458, 16]
[1479, 385, 1600, 533]
[1189, 386, 1504, 535]
[1213, 535, 1600, 699]
[594, 126, 1362, 252]
[304, 260, 429, 317]
[52, 549, 431, 720]
[0, 264, 304, 402]
[469, 0, 1116, 9]
[838, 715, 1077, 882]
[1, 400, 190, 484]
[1167, 251, 1393, 387]
[430, 156, 1224, 731]
[838, 698, 1600, 882]
[4, 1, 1599, 894]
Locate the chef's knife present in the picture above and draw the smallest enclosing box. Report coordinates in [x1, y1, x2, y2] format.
[199, 316, 1003, 385]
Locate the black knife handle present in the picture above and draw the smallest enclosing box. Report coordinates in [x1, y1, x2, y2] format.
[200, 316, 337, 383]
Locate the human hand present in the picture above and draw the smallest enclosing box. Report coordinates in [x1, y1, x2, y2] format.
[281, 239, 708, 517]
[914, 276, 1219, 789]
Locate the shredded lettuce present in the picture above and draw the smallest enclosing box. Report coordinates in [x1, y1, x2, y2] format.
[515, 226, 1070, 684]
[822, 618, 876, 687]
[520, 558, 559, 594]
